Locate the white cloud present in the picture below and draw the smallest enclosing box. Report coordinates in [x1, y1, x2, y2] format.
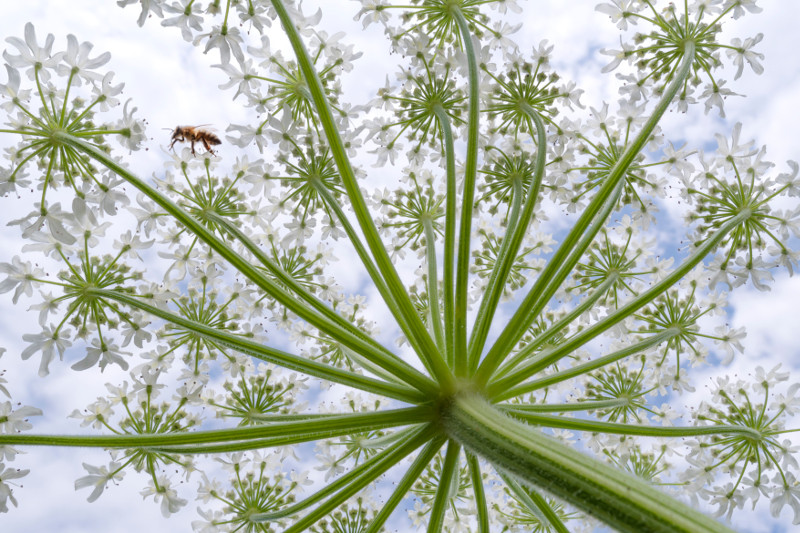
[730, 274, 800, 361]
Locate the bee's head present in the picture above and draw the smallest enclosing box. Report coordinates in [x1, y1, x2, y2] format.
[165, 126, 182, 138]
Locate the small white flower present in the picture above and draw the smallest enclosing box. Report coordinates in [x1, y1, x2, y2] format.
[713, 325, 746, 363]
[3, 23, 60, 82]
[195, 25, 245, 66]
[56, 34, 111, 85]
[596, 0, 640, 30]
[0, 462, 29, 513]
[114, 99, 146, 151]
[729, 0, 762, 20]
[71, 339, 129, 372]
[21, 325, 72, 377]
[0, 401, 42, 434]
[599, 42, 634, 73]
[0, 65, 31, 112]
[770, 472, 800, 524]
[140, 476, 188, 517]
[161, 0, 204, 42]
[213, 58, 258, 100]
[92, 72, 124, 111]
[0, 256, 43, 304]
[117, 0, 165, 27]
[727, 34, 764, 79]
[74, 461, 125, 502]
[354, 0, 391, 28]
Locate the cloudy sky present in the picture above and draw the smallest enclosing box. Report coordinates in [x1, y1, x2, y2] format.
[0, 1, 799, 532]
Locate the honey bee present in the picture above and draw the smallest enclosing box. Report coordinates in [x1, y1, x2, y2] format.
[168, 125, 222, 156]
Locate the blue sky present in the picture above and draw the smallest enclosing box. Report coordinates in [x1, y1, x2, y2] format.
[0, 1, 799, 531]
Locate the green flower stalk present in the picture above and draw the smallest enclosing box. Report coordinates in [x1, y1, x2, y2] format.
[0, 1, 798, 532]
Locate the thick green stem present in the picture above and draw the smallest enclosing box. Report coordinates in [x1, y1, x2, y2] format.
[443, 394, 733, 533]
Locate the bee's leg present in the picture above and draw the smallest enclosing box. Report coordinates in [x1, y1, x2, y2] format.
[169, 133, 184, 151]
[190, 140, 197, 155]
[201, 138, 216, 155]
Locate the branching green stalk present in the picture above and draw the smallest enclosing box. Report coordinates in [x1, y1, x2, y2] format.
[311, 147, 439, 377]
[433, 104, 457, 366]
[281, 424, 438, 532]
[270, 0, 453, 387]
[486, 209, 750, 399]
[476, 171, 625, 386]
[92, 289, 426, 403]
[263, 178, 436, 379]
[466, 452, 490, 533]
[443, 394, 734, 533]
[471, 172, 524, 355]
[207, 212, 403, 366]
[489, 328, 678, 401]
[251, 425, 426, 521]
[499, 410, 763, 440]
[0, 406, 430, 448]
[147, 430, 399, 455]
[149, 420, 429, 455]
[338, 345, 415, 388]
[501, 473, 569, 533]
[423, 219, 446, 351]
[497, 177, 623, 358]
[468, 109, 547, 372]
[450, 7, 480, 378]
[365, 436, 446, 533]
[500, 398, 632, 414]
[493, 274, 618, 380]
[57, 132, 439, 396]
[475, 43, 698, 384]
[427, 439, 462, 533]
